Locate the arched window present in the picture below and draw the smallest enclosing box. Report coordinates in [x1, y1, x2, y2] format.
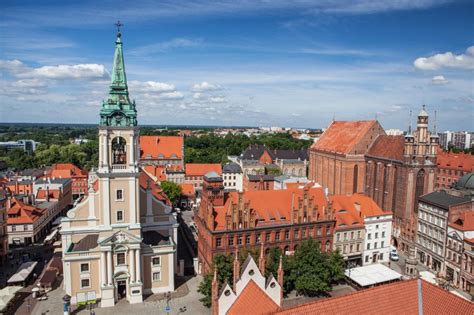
[325, 240, 331, 252]
[291, 168, 296, 176]
[112, 137, 127, 164]
[353, 165, 359, 194]
[414, 169, 425, 213]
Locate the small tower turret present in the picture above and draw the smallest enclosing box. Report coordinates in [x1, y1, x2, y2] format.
[211, 268, 219, 315]
[258, 242, 266, 275]
[277, 255, 284, 303]
[233, 248, 240, 292]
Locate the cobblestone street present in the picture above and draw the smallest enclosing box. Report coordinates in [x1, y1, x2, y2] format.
[32, 276, 209, 315]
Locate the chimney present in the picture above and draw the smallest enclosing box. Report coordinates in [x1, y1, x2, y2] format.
[211, 268, 219, 315]
[233, 247, 240, 292]
[46, 186, 50, 202]
[277, 255, 284, 305]
[258, 242, 266, 275]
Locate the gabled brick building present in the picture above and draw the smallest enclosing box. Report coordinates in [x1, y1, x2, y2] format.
[196, 173, 335, 274]
[309, 106, 440, 253]
[47, 163, 88, 199]
[309, 120, 385, 195]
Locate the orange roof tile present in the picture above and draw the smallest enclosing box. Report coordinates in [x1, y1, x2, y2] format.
[179, 183, 195, 196]
[227, 280, 279, 315]
[49, 163, 88, 178]
[36, 188, 61, 200]
[214, 185, 328, 230]
[437, 150, 474, 172]
[450, 211, 474, 231]
[367, 135, 405, 161]
[140, 136, 183, 159]
[330, 194, 389, 219]
[276, 279, 473, 315]
[7, 198, 45, 224]
[142, 165, 167, 182]
[311, 120, 378, 155]
[138, 172, 171, 205]
[185, 163, 222, 177]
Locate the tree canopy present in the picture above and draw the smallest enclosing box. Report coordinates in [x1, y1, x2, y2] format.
[160, 181, 183, 205]
[197, 240, 346, 308]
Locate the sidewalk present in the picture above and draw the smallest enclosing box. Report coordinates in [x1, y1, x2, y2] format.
[32, 276, 209, 315]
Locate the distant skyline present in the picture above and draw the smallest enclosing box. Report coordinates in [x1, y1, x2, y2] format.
[1, 0, 473, 130]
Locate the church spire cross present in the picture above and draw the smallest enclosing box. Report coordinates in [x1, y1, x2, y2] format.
[99, 27, 137, 127]
[115, 20, 123, 32]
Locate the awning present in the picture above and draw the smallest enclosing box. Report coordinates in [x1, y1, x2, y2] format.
[44, 228, 59, 242]
[7, 261, 38, 284]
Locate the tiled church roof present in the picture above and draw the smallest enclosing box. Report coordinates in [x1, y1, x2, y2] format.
[311, 120, 377, 155]
[366, 135, 405, 161]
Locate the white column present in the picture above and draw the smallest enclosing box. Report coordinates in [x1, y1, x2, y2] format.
[130, 249, 135, 283]
[101, 251, 107, 286]
[135, 249, 141, 283]
[107, 251, 113, 285]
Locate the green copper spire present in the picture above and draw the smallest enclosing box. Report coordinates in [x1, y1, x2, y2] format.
[100, 22, 137, 127]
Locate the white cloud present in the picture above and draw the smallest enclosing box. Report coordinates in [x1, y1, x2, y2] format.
[25, 64, 108, 79]
[414, 46, 474, 70]
[159, 91, 184, 100]
[0, 59, 108, 80]
[191, 81, 221, 92]
[0, 59, 28, 74]
[431, 75, 448, 85]
[209, 96, 226, 103]
[130, 80, 176, 92]
[193, 92, 203, 99]
[11, 79, 47, 88]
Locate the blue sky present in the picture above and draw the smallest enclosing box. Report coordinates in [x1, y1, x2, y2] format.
[0, 0, 473, 130]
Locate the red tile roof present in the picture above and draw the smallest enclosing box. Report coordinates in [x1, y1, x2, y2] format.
[367, 135, 405, 161]
[179, 183, 195, 197]
[36, 188, 61, 200]
[276, 279, 473, 315]
[450, 211, 474, 231]
[330, 194, 389, 218]
[142, 165, 167, 182]
[227, 280, 279, 315]
[138, 172, 171, 205]
[140, 136, 183, 159]
[214, 184, 328, 230]
[311, 120, 378, 155]
[7, 198, 45, 224]
[437, 150, 474, 172]
[49, 163, 88, 178]
[185, 163, 222, 177]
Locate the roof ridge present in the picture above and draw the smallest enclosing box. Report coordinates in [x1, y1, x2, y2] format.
[281, 279, 418, 312]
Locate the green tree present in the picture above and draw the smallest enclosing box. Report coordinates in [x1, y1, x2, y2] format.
[327, 249, 345, 283]
[197, 253, 233, 308]
[289, 239, 332, 297]
[160, 181, 183, 205]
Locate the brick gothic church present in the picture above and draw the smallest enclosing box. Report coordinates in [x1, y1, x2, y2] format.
[309, 106, 439, 252]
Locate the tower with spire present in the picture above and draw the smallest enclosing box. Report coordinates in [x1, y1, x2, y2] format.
[60, 24, 178, 309]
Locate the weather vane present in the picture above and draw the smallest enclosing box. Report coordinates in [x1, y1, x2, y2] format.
[115, 20, 123, 32]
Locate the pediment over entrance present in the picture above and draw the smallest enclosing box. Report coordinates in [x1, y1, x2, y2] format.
[99, 230, 142, 246]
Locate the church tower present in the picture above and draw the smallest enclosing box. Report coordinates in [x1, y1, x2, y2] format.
[60, 24, 177, 309]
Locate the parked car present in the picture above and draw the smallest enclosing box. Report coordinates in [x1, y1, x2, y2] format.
[390, 252, 399, 261]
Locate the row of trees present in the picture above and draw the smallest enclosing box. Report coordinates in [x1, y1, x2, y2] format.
[197, 239, 345, 307]
[0, 125, 313, 171]
[185, 132, 313, 164]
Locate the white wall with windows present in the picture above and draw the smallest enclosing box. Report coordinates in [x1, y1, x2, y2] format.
[362, 215, 392, 265]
